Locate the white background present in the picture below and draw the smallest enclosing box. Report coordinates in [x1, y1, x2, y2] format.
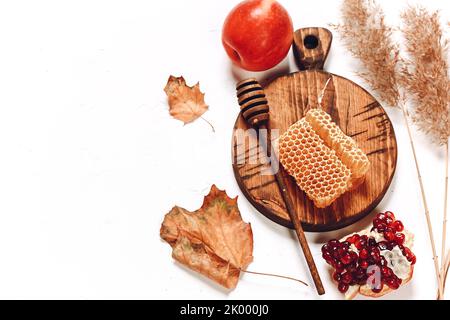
[0, 0, 448, 300]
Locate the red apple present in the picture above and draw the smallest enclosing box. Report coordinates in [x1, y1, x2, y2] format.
[222, 0, 294, 72]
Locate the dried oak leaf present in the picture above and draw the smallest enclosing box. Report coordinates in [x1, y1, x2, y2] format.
[164, 75, 209, 125]
[160, 185, 253, 289]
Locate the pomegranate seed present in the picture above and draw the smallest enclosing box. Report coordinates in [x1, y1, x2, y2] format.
[332, 250, 341, 259]
[370, 248, 381, 263]
[337, 247, 347, 257]
[341, 272, 353, 284]
[335, 261, 345, 273]
[380, 257, 388, 266]
[368, 238, 377, 247]
[333, 272, 341, 282]
[372, 284, 384, 293]
[322, 252, 333, 263]
[395, 233, 405, 245]
[355, 239, 365, 250]
[403, 247, 412, 257]
[321, 244, 330, 254]
[338, 282, 349, 293]
[359, 249, 369, 260]
[384, 231, 396, 242]
[350, 252, 359, 262]
[329, 239, 339, 245]
[355, 268, 366, 279]
[360, 260, 369, 269]
[408, 252, 417, 264]
[381, 266, 393, 277]
[341, 253, 353, 265]
[385, 211, 395, 220]
[374, 218, 384, 228]
[393, 220, 404, 232]
[385, 277, 400, 289]
[346, 264, 357, 274]
[376, 213, 386, 221]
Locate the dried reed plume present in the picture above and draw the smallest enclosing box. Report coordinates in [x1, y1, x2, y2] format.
[400, 7, 450, 299]
[333, 0, 401, 107]
[334, 0, 446, 299]
[400, 7, 450, 146]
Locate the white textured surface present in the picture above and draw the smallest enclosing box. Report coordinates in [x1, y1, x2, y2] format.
[0, 0, 448, 300]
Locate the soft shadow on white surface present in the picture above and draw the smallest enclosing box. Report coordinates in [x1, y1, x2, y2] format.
[230, 53, 292, 86]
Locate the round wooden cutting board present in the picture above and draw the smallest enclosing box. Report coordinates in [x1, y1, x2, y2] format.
[232, 28, 398, 232]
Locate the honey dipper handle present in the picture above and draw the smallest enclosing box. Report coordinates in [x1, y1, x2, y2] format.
[293, 27, 333, 71]
[236, 79, 325, 295]
[260, 125, 325, 296]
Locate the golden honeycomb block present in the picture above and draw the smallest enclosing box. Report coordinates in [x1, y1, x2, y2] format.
[278, 109, 370, 208]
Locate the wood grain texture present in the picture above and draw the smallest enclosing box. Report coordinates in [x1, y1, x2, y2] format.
[293, 27, 332, 70]
[232, 71, 398, 232]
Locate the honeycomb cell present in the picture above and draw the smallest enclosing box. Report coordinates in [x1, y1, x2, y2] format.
[278, 118, 352, 208]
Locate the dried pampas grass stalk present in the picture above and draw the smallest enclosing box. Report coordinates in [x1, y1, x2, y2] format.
[334, 0, 443, 298]
[333, 0, 402, 107]
[400, 6, 450, 299]
[400, 7, 450, 146]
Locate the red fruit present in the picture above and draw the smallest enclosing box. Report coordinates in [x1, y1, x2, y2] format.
[355, 239, 365, 250]
[370, 248, 381, 263]
[341, 272, 353, 285]
[329, 239, 340, 247]
[338, 282, 349, 293]
[384, 231, 396, 242]
[359, 249, 369, 260]
[321, 244, 330, 254]
[373, 218, 384, 228]
[322, 252, 333, 263]
[393, 220, 404, 232]
[360, 260, 369, 269]
[335, 261, 345, 273]
[381, 266, 393, 277]
[385, 277, 400, 290]
[350, 252, 359, 262]
[372, 284, 384, 294]
[333, 272, 341, 282]
[341, 253, 353, 265]
[222, 0, 294, 71]
[394, 233, 406, 245]
[385, 211, 395, 220]
[376, 213, 386, 221]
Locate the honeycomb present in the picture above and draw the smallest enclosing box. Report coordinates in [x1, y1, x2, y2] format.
[278, 118, 352, 208]
[278, 109, 370, 208]
[305, 109, 370, 181]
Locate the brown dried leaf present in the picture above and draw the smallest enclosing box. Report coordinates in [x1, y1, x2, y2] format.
[164, 75, 209, 125]
[160, 185, 253, 289]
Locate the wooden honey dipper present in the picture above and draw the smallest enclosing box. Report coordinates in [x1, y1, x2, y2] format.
[236, 78, 325, 296]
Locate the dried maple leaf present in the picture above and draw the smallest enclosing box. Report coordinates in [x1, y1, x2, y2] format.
[160, 185, 253, 289]
[164, 75, 209, 125]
